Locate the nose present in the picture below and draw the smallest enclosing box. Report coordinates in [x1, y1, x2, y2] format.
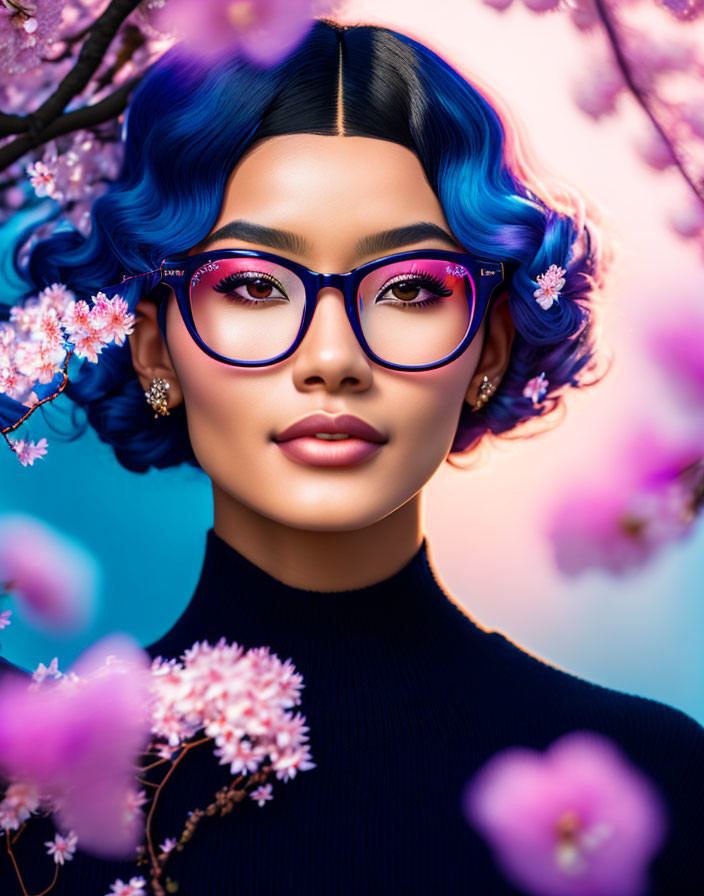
[290, 286, 373, 393]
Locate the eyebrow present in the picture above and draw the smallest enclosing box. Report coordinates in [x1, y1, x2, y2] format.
[199, 219, 462, 257]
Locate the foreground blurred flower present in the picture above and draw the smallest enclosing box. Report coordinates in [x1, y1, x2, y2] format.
[545, 426, 703, 576]
[463, 731, 667, 896]
[0, 634, 152, 858]
[142, 0, 331, 66]
[647, 312, 704, 410]
[0, 513, 98, 633]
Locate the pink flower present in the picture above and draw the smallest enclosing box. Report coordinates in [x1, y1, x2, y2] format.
[0, 779, 41, 830]
[0, 634, 152, 859]
[0, 514, 97, 633]
[523, 371, 549, 406]
[44, 829, 78, 865]
[8, 437, 48, 467]
[26, 160, 60, 199]
[546, 426, 702, 576]
[534, 265, 566, 310]
[249, 782, 273, 807]
[463, 731, 667, 896]
[105, 876, 148, 896]
[159, 836, 178, 855]
[143, 0, 327, 67]
[0, 609, 11, 629]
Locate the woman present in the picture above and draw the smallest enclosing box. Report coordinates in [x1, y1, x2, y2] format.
[2, 18, 703, 896]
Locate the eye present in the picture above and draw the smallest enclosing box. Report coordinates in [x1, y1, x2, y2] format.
[375, 272, 453, 307]
[212, 272, 289, 305]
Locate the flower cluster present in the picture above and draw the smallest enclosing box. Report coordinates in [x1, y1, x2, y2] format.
[1, 281, 135, 465]
[149, 638, 316, 784]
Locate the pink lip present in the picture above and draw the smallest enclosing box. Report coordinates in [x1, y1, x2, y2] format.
[273, 412, 388, 468]
[273, 412, 387, 443]
[275, 437, 383, 467]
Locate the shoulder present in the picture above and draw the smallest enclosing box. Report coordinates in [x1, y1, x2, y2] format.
[485, 629, 704, 744]
[0, 655, 32, 681]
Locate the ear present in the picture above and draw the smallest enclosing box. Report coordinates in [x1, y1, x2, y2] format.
[465, 287, 515, 405]
[128, 299, 184, 408]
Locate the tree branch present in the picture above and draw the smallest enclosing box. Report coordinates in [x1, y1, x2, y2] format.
[591, 0, 704, 204]
[0, 75, 143, 171]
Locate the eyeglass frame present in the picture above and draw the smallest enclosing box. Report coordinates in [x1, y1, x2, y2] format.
[129, 247, 509, 372]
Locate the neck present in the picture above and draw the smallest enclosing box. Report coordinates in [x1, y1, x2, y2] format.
[211, 486, 424, 592]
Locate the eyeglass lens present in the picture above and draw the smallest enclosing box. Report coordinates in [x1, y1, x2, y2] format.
[188, 256, 477, 366]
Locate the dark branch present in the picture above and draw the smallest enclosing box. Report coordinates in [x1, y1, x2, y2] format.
[0, 75, 143, 170]
[591, 0, 704, 204]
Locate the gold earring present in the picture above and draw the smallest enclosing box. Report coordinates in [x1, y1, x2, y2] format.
[145, 376, 171, 418]
[471, 375, 496, 412]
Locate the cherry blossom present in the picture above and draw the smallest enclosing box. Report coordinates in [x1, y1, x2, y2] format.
[523, 371, 549, 406]
[0, 609, 12, 629]
[533, 264, 567, 310]
[105, 876, 148, 896]
[463, 731, 667, 896]
[0, 513, 97, 633]
[159, 836, 178, 855]
[250, 782, 274, 807]
[8, 437, 48, 466]
[149, 637, 315, 785]
[1, 282, 135, 463]
[44, 829, 78, 865]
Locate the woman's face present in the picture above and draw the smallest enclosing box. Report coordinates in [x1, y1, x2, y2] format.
[136, 134, 513, 535]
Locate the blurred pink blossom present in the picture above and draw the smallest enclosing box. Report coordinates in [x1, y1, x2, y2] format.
[0, 0, 67, 77]
[634, 125, 677, 171]
[545, 426, 703, 576]
[143, 0, 329, 67]
[657, 0, 703, 21]
[572, 61, 625, 120]
[668, 196, 704, 240]
[0, 609, 11, 629]
[0, 635, 152, 858]
[463, 731, 667, 896]
[647, 313, 704, 408]
[0, 514, 98, 633]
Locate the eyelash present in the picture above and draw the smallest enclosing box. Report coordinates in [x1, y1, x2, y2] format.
[211, 270, 453, 306]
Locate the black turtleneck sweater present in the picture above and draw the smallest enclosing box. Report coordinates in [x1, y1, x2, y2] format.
[2, 529, 704, 895]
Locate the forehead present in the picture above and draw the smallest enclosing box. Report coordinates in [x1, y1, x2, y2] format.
[205, 134, 453, 264]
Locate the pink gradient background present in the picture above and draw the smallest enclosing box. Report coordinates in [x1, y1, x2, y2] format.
[333, 0, 704, 720]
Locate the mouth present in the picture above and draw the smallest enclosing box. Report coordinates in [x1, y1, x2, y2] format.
[272, 412, 388, 468]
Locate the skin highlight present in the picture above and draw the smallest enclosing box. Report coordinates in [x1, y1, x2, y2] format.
[128, 134, 515, 591]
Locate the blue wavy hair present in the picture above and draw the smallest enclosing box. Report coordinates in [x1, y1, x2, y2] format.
[6, 18, 612, 473]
